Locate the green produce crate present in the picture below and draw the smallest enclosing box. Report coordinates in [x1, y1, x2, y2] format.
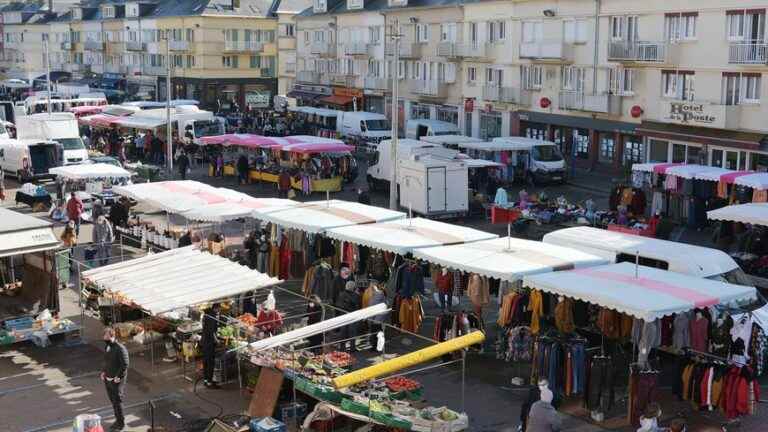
[341, 398, 370, 417]
[370, 411, 412, 429]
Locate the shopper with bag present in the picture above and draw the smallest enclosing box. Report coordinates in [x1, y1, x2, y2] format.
[66, 192, 84, 235]
[101, 327, 129, 431]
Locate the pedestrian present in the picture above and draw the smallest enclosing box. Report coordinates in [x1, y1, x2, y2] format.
[109, 197, 130, 228]
[335, 280, 361, 351]
[435, 267, 453, 311]
[332, 264, 353, 306]
[134, 133, 144, 161]
[61, 221, 77, 273]
[94, 215, 114, 266]
[526, 387, 561, 432]
[636, 403, 662, 432]
[277, 169, 291, 198]
[101, 327, 129, 431]
[0, 167, 5, 202]
[92, 199, 105, 222]
[201, 303, 221, 388]
[178, 229, 193, 248]
[177, 151, 190, 180]
[237, 154, 249, 185]
[66, 192, 84, 235]
[357, 188, 370, 205]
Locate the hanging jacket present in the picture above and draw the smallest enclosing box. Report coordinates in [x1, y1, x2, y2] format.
[310, 265, 335, 303]
[397, 264, 425, 299]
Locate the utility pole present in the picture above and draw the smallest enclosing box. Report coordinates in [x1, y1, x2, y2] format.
[44, 35, 52, 115]
[165, 34, 173, 174]
[389, 20, 401, 211]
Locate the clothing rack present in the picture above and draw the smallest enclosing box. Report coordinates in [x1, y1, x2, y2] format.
[683, 347, 746, 366]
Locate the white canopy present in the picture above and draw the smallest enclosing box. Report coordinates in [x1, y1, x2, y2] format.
[462, 158, 504, 169]
[115, 116, 167, 130]
[522, 262, 757, 322]
[113, 181, 227, 213]
[325, 217, 498, 255]
[0, 208, 60, 258]
[255, 200, 406, 233]
[81, 247, 281, 315]
[182, 198, 297, 223]
[419, 135, 485, 147]
[460, 139, 554, 152]
[734, 173, 768, 190]
[707, 203, 768, 226]
[665, 164, 734, 180]
[49, 163, 131, 180]
[413, 237, 609, 282]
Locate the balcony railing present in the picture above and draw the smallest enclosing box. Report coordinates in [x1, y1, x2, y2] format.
[343, 42, 372, 56]
[408, 79, 449, 98]
[169, 40, 190, 51]
[296, 70, 330, 85]
[224, 40, 264, 52]
[559, 91, 622, 115]
[437, 42, 487, 59]
[125, 41, 145, 51]
[607, 41, 668, 62]
[330, 74, 356, 87]
[364, 76, 390, 91]
[729, 42, 768, 64]
[386, 42, 418, 58]
[142, 65, 167, 76]
[519, 41, 573, 61]
[482, 86, 531, 105]
[310, 41, 336, 56]
[84, 40, 104, 51]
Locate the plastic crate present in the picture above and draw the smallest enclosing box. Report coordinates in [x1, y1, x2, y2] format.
[4, 317, 34, 331]
[277, 402, 307, 422]
[250, 417, 286, 432]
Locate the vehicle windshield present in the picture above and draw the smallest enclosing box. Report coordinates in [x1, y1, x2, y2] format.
[55, 137, 85, 150]
[533, 145, 563, 162]
[365, 119, 390, 131]
[194, 120, 224, 138]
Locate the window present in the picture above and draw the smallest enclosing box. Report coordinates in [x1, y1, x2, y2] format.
[608, 68, 635, 95]
[127, 4, 139, 17]
[347, 0, 363, 9]
[649, 139, 668, 162]
[222, 55, 239, 68]
[485, 68, 503, 86]
[665, 13, 697, 41]
[314, 0, 327, 13]
[574, 129, 590, 159]
[281, 24, 296, 38]
[467, 66, 477, 84]
[416, 24, 429, 43]
[623, 136, 645, 165]
[563, 19, 588, 44]
[369, 27, 381, 44]
[250, 55, 261, 68]
[469, 22, 478, 45]
[561, 66, 585, 92]
[522, 21, 542, 43]
[398, 60, 406, 79]
[103, 6, 115, 18]
[488, 20, 505, 43]
[186, 55, 195, 68]
[599, 134, 615, 163]
[521, 65, 542, 90]
[186, 29, 195, 42]
[662, 70, 695, 100]
[440, 23, 457, 42]
[610, 15, 638, 41]
[726, 10, 765, 41]
[722, 72, 761, 105]
[672, 143, 686, 163]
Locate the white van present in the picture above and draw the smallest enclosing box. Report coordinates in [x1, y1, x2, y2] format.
[15, 113, 89, 164]
[405, 119, 460, 140]
[420, 135, 485, 150]
[543, 227, 754, 285]
[460, 137, 566, 184]
[338, 111, 391, 145]
[0, 138, 63, 181]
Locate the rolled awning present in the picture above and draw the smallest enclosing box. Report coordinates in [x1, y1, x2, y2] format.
[287, 91, 324, 100]
[319, 95, 355, 106]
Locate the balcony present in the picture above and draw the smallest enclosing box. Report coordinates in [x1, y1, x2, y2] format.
[559, 92, 622, 115]
[608, 41, 670, 63]
[260, 67, 276, 78]
[169, 40, 190, 51]
[482, 86, 531, 105]
[729, 42, 768, 64]
[125, 41, 146, 51]
[386, 42, 419, 59]
[658, 100, 741, 130]
[437, 42, 487, 59]
[60, 42, 73, 50]
[224, 40, 264, 53]
[520, 41, 573, 61]
[296, 70, 329, 85]
[343, 42, 373, 56]
[84, 40, 104, 51]
[408, 79, 449, 98]
[364, 76, 390, 91]
[310, 41, 336, 57]
[142, 65, 167, 76]
[330, 74, 356, 87]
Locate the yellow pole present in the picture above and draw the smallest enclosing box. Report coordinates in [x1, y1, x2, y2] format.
[332, 331, 485, 389]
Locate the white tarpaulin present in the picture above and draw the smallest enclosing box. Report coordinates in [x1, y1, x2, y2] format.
[81, 247, 281, 315]
[707, 203, 768, 226]
[245, 303, 389, 352]
[49, 163, 131, 180]
[734, 173, 768, 190]
[113, 181, 228, 213]
[412, 237, 609, 282]
[182, 198, 297, 223]
[325, 217, 498, 255]
[255, 200, 406, 233]
[522, 262, 757, 321]
[665, 164, 734, 180]
[0, 208, 59, 258]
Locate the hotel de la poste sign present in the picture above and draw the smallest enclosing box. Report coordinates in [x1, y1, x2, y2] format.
[660, 100, 734, 129]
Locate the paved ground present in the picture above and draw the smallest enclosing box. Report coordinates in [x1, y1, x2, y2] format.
[0, 161, 764, 431]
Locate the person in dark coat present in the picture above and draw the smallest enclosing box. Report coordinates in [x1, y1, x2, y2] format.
[177, 151, 190, 180]
[335, 281, 361, 351]
[201, 303, 221, 388]
[332, 264, 352, 306]
[237, 154, 249, 185]
[178, 230, 193, 248]
[357, 188, 371, 205]
[109, 197, 130, 228]
[101, 327, 129, 431]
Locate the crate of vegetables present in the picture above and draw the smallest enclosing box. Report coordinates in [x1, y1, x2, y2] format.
[305, 381, 345, 404]
[385, 377, 423, 401]
[341, 398, 370, 417]
[324, 351, 354, 368]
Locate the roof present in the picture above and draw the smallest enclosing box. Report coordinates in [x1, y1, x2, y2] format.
[302, 0, 461, 17]
[151, 0, 278, 18]
[462, 137, 556, 152]
[419, 135, 484, 146]
[81, 246, 282, 315]
[48, 163, 131, 180]
[255, 199, 406, 233]
[523, 262, 757, 322]
[542, 227, 739, 278]
[276, 0, 312, 13]
[708, 203, 768, 227]
[0, 207, 52, 234]
[412, 237, 609, 282]
[0, 208, 59, 258]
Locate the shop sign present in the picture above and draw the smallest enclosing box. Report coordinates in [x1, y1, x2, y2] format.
[246, 91, 271, 108]
[660, 101, 727, 129]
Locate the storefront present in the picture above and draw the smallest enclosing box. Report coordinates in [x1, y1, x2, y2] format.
[410, 102, 432, 120]
[319, 87, 362, 111]
[364, 89, 385, 114]
[514, 111, 641, 173]
[170, 77, 277, 112]
[436, 105, 459, 126]
[479, 110, 502, 140]
[288, 83, 332, 107]
[126, 75, 158, 101]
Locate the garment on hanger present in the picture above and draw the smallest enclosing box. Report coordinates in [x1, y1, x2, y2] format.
[673, 312, 691, 351]
[554, 298, 575, 334]
[690, 313, 710, 352]
[467, 274, 490, 309]
[528, 290, 544, 335]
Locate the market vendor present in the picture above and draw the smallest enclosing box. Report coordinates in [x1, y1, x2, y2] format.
[201, 303, 221, 389]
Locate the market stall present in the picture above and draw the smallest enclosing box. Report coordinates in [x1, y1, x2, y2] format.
[256, 200, 405, 234]
[49, 163, 132, 214]
[0, 208, 77, 347]
[707, 203, 768, 226]
[707, 203, 768, 288]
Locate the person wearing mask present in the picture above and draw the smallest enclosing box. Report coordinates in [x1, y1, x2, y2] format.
[201, 303, 221, 388]
[94, 215, 115, 266]
[526, 387, 561, 432]
[177, 151, 190, 180]
[335, 281, 361, 351]
[66, 192, 84, 236]
[237, 154, 249, 185]
[357, 188, 371, 205]
[101, 327, 129, 431]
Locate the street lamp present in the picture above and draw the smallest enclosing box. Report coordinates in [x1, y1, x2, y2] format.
[43, 33, 52, 115]
[160, 32, 173, 174]
[388, 20, 402, 211]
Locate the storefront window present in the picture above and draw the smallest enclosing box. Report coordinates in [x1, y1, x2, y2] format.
[739, 151, 747, 170]
[464, 112, 472, 136]
[649, 139, 668, 162]
[437, 106, 458, 125]
[623, 136, 644, 165]
[749, 153, 768, 172]
[411, 103, 430, 120]
[599, 133, 615, 163]
[479, 111, 502, 139]
[524, 122, 548, 141]
[574, 129, 589, 159]
[686, 146, 701, 164]
[725, 151, 739, 170]
[711, 149, 724, 167]
[672, 143, 686, 163]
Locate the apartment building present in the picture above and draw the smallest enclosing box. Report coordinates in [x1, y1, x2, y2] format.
[0, 1, 56, 81]
[276, 0, 311, 99]
[291, 0, 768, 173]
